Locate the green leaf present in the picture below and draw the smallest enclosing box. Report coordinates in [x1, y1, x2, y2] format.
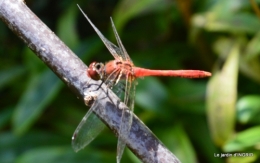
[186, 118, 222, 163]
[213, 37, 236, 59]
[0, 107, 13, 130]
[16, 146, 114, 163]
[0, 131, 68, 163]
[239, 56, 260, 84]
[168, 79, 208, 114]
[207, 42, 239, 146]
[0, 66, 26, 90]
[127, 148, 141, 163]
[209, 0, 252, 15]
[75, 37, 103, 61]
[239, 32, 260, 83]
[227, 155, 258, 163]
[223, 126, 260, 152]
[193, 13, 260, 34]
[12, 70, 62, 135]
[157, 124, 196, 163]
[113, 0, 171, 33]
[23, 48, 47, 75]
[135, 77, 167, 112]
[57, 5, 79, 49]
[237, 95, 260, 124]
[16, 147, 71, 163]
[192, 0, 260, 34]
[244, 31, 260, 60]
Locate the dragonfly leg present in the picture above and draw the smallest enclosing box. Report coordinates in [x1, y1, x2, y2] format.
[96, 80, 105, 91]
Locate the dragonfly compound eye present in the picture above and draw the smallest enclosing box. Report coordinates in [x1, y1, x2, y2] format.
[87, 62, 100, 80]
[87, 62, 105, 80]
[94, 63, 103, 71]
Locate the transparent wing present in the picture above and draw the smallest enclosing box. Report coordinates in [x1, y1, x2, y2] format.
[101, 71, 137, 163]
[110, 17, 132, 63]
[72, 100, 105, 152]
[71, 67, 122, 152]
[77, 5, 121, 60]
[117, 77, 137, 163]
[77, 5, 136, 162]
[109, 17, 136, 162]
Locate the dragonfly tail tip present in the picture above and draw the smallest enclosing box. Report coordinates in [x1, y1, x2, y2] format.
[205, 72, 212, 77]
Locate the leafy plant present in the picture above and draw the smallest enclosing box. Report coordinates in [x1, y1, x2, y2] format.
[1, 0, 260, 163]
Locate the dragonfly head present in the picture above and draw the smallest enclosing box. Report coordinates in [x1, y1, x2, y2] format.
[87, 62, 105, 80]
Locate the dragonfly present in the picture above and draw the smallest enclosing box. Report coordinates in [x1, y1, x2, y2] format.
[72, 5, 211, 163]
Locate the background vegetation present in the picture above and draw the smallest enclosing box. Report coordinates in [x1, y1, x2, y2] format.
[1, 0, 260, 162]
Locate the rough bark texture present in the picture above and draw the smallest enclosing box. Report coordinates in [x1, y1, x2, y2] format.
[0, 0, 181, 162]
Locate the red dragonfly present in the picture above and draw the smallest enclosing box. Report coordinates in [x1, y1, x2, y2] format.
[72, 5, 211, 163]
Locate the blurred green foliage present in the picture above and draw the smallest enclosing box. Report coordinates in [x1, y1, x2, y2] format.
[1, 0, 260, 163]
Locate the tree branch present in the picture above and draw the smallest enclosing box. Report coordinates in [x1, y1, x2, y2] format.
[0, 0, 180, 162]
